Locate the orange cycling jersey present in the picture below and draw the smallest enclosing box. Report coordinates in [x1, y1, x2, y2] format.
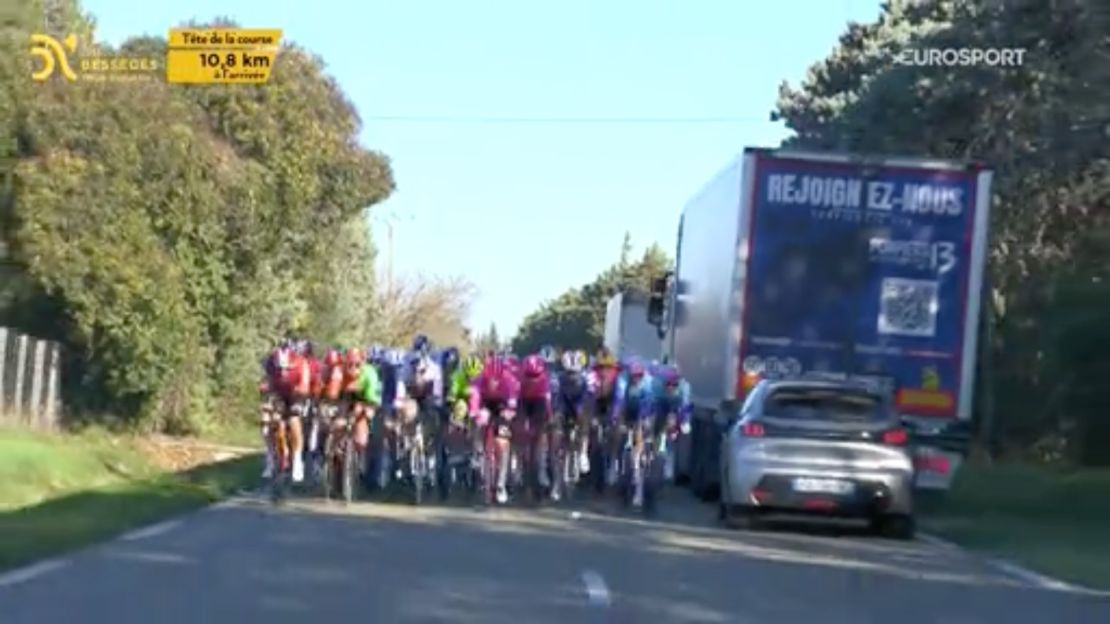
[342, 365, 362, 393]
[322, 366, 345, 401]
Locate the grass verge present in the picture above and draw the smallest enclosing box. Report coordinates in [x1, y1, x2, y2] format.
[919, 462, 1110, 590]
[0, 428, 259, 571]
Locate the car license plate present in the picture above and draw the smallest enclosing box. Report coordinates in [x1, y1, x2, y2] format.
[792, 477, 854, 495]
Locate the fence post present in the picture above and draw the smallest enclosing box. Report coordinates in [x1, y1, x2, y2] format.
[45, 342, 60, 430]
[0, 327, 7, 415]
[14, 333, 28, 419]
[31, 338, 45, 425]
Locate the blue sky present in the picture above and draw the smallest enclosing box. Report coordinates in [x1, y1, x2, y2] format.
[83, 0, 881, 339]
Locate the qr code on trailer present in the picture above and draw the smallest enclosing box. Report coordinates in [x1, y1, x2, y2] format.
[877, 277, 938, 337]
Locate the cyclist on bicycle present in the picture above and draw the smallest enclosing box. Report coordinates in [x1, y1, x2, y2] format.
[557, 349, 594, 476]
[468, 354, 521, 504]
[258, 341, 289, 479]
[269, 339, 313, 483]
[318, 347, 346, 459]
[650, 364, 692, 482]
[451, 354, 484, 454]
[340, 347, 382, 478]
[592, 347, 622, 485]
[402, 349, 444, 433]
[518, 353, 554, 492]
[301, 341, 325, 464]
[612, 358, 655, 504]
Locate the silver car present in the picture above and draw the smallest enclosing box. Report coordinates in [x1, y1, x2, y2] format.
[718, 378, 916, 539]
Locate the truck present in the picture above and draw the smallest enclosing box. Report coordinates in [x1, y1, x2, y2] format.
[647, 147, 993, 498]
[603, 291, 662, 362]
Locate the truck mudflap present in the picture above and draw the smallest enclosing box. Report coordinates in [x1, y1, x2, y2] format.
[905, 418, 973, 490]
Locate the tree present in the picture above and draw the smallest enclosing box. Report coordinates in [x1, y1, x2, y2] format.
[512, 236, 672, 354]
[369, 272, 477, 349]
[1, 7, 396, 433]
[472, 322, 501, 354]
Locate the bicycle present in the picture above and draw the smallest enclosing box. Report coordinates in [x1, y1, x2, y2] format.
[320, 403, 360, 504]
[549, 410, 580, 502]
[395, 399, 429, 505]
[477, 406, 512, 506]
[265, 396, 294, 504]
[438, 400, 476, 501]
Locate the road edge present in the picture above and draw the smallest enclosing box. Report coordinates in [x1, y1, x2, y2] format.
[920, 532, 1110, 597]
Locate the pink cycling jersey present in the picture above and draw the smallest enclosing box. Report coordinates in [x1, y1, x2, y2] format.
[468, 368, 520, 415]
[519, 372, 552, 417]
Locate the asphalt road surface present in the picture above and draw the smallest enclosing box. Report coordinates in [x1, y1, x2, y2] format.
[2, 485, 1109, 623]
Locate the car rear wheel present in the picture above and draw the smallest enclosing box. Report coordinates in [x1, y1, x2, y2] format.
[872, 514, 916, 540]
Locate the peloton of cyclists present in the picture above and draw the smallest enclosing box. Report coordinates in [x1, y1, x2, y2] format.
[258, 335, 692, 507]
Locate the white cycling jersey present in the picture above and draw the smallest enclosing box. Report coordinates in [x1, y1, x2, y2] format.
[401, 355, 443, 406]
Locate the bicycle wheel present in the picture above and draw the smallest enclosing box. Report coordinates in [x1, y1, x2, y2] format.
[483, 427, 497, 506]
[342, 435, 356, 504]
[411, 428, 425, 505]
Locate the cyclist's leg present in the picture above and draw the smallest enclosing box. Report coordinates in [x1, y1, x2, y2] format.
[532, 400, 551, 489]
[353, 401, 373, 475]
[576, 396, 591, 473]
[493, 403, 512, 502]
[260, 394, 276, 478]
[286, 396, 307, 482]
[631, 414, 647, 505]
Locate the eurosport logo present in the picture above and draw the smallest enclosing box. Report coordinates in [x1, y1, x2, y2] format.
[893, 48, 1027, 67]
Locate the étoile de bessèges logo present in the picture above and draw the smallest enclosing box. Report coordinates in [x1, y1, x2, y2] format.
[30, 33, 160, 82]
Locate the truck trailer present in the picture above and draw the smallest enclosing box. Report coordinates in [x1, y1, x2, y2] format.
[604, 291, 662, 362]
[651, 147, 993, 498]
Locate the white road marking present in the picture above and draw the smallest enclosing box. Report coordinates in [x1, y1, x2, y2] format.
[119, 519, 182, 542]
[580, 570, 611, 608]
[0, 560, 69, 588]
[988, 559, 1080, 592]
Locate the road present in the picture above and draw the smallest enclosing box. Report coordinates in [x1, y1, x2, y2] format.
[2, 486, 1108, 623]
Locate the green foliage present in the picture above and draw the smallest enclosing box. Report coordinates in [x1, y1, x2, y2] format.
[774, 0, 1110, 463]
[0, 8, 395, 433]
[512, 234, 672, 354]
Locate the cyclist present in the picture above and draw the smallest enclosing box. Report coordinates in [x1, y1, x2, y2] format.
[316, 346, 346, 477]
[518, 353, 554, 493]
[402, 348, 444, 435]
[376, 349, 408, 486]
[340, 347, 382, 480]
[556, 349, 593, 476]
[412, 334, 432, 358]
[612, 357, 655, 505]
[258, 341, 289, 479]
[592, 347, 622, 485]
[271, 339, 313, 483]
[301, 341, 325, 468]
[650, 364, 692, 482]
[468, 354, 521, 504]
[452, 354, 485, 455]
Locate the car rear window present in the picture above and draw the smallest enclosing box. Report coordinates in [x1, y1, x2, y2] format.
[762, 386, 886, 422]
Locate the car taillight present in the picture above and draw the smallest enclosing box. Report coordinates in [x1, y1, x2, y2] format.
[741, 422, 765, 437]
[881, 428, 908, 446]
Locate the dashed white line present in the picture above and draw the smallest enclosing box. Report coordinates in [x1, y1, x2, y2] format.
[0, 559, 69, 588]
[119, 519, 183, 542]
[580, 570, 611, 608]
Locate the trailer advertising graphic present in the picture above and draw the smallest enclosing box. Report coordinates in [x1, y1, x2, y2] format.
[739, 155, 987, 419]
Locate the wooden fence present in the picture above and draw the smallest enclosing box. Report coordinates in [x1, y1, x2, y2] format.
[0, 327, 61, 430]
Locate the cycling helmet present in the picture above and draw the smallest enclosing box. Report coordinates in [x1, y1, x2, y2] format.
[625, 358, 645, 380]
[522, 354, 546, 378]
[345, 347, 364, 366]
[657, 364, 680, 387]
[412, 334, 430, 354]
[441, 346, 460, 371]
[485, 356, 507, 380]
[463, 354, 484, 379]
[323, 349, 342, 368]
[596, 347, 616, 368]
[561, 349, 587, 373]
[538, 345, 558, 365]
[300, 340, 314, 357]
